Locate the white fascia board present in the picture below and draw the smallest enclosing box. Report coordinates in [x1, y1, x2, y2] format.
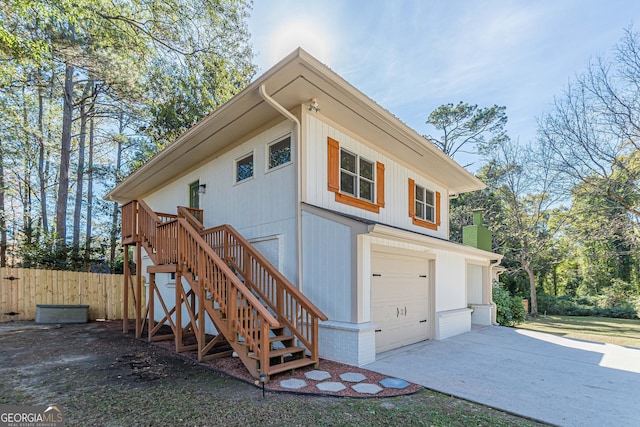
[367, 224, 503, 261]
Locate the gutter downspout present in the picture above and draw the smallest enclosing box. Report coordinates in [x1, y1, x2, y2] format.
[490, 259, 504, 325]
[258, 85, 304, 292]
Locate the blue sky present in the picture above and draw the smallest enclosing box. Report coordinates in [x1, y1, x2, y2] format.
[248, 0, 640, 165]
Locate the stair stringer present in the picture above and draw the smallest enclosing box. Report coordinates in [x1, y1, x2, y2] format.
[179, 270, 262, 378]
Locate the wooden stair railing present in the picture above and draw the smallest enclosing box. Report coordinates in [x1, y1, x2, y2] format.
[176, 217, 280, 377]
[177, 206, 205, 232]
[121, 200, 137, 245]
[122, 199, 177, 265]
[125, 200, 321, 378]
[198, 223, 329, 367]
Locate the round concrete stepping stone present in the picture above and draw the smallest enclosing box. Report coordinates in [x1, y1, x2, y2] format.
[305, 370, 332, 381]
[316, 381, 346, 392]
[339, 372, 367, 383]
[280, 378, 308, 390]
[352, 383, 383, 395]
[380, 377, 410, 389]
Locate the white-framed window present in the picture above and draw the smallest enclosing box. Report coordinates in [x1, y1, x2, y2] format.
[267, 136, 291, 170]
[235, 152, 254, 183]
[340, 148, 375, 202]
[415, 184, 435, 223]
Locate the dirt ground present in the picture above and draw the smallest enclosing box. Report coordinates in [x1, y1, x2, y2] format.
[0, 321, 547, 427]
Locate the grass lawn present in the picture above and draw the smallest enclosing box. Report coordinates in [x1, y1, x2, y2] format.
[516, 315, 640, 349]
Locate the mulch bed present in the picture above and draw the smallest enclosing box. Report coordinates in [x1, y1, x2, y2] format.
[103, 320, 422, 398]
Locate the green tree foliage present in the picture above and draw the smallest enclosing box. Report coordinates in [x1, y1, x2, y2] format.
[425, 102, 507, 162]
[490, 140, 567, 316]
[533, 26, 640, 312]
[0, 0, 256, 270]
[537, 286, 639, 319]
[442, 27, 640, 317]
[539, 26, 640, 222]
[492, 283, 526, 326]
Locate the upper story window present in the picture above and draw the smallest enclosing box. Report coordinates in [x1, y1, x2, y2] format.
[415, 184, 435, 223]
[268, 136, 291, 169]
[340, 149, 375, 202]
[236, 152, 254, 183]
[408, 178, 441, 230]
[328, 137, 385, 214]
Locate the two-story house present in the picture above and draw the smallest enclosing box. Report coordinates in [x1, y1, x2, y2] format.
[107, 48, 502, 376]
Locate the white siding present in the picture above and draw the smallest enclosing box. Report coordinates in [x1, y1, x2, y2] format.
[144, 120, 299, 283]
[304, 114, 449, 239]
[436, 308, 472, 339]
[435, 252, 466, 312]
[249, 236, 280, 271]
[302, 212, 352, 322]
[466, 263, 484, 305]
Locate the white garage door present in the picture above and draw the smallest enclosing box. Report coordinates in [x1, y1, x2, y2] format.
[372, 252, 431, 353]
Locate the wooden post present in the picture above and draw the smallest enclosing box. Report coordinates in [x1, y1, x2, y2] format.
[123, 245, 129, 333]
[175, 271, 183, 352]
[228, 278, 237, 342]
[260, 321, 269, 378]
[148, 272, 155, 342]
[135, 242, 142, 338]
[197, 270, 205, 361]
[223, 229, 229, 261]
[276, 279, 284, 320]
[244, 247, 250, 283]
[312, 316, 319, 365]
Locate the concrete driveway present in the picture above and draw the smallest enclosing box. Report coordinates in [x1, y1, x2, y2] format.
[364, 325, 640, 427]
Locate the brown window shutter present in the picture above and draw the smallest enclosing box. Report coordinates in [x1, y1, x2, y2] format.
[408, 178, 415, 217]
[435, 191, 441, 226]
[376, 162, 385, 207]
[327, 137, 340, 192]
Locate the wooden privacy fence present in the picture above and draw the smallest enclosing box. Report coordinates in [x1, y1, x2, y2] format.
[0, 267, 143, 322]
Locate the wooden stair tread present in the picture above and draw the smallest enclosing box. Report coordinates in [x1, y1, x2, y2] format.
[269, 346, 305, 357]
[270, 335, 294, 343]
[248, 346, 305, 360]
[265, 358, 316, 375]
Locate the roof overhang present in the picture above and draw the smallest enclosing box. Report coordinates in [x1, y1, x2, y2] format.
[106, 48, 485, 203]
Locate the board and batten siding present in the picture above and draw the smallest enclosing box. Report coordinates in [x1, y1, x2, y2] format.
[466, 263, 484, 305]
[301, 211, 352, 322]
[435, 252, 467, 312]
[304, 114, 449, 240]
[142, 120, 299, 332]
[144, 119, 298, 284]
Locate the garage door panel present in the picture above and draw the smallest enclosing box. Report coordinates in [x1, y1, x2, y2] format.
[372, 252, 431, 353]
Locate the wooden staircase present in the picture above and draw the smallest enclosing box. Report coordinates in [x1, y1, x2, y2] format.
[121, 200, 327, 380]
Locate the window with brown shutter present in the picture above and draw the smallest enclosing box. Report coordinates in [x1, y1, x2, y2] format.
[408, 178, 441, 230]
[327, 137, 385, 214]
